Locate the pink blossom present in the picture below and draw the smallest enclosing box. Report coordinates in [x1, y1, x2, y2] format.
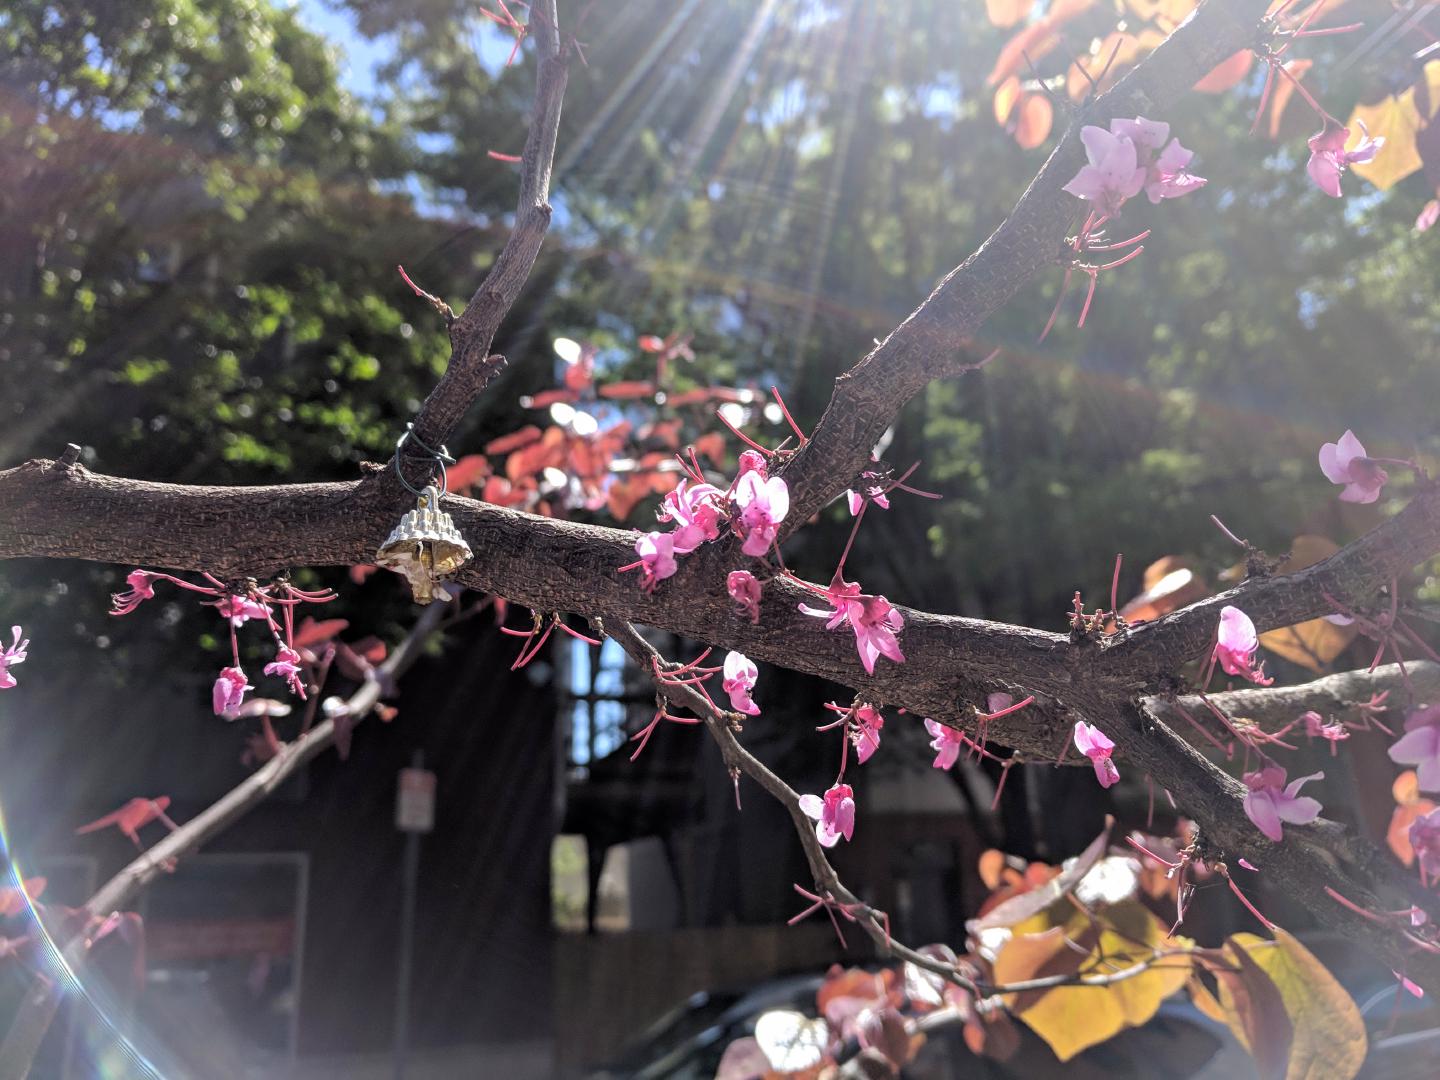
[1109, 118, 1206, 203]
[1242, 766, 1323, 842]
[1073, 721, 1120, 789]
[264, 645, 307, 697]
[1063, 126, 1146, 216]
[111, 570, 159, 615]
[1318, 429, 1388, 504]
[721, 650, 761, 716]
[845, 465, 892, 516]
[798, 783, 856, 847]
[852, 596, 905, 675]
[0, 626, 30, 690]
[215, 595, 270, 627]
[1396, 972, 1426, 999]
[1418, 199, 1440, 234]
[923, 719, 964, 771]
[634, 531, 678, 592]
[1388, 704, 1440, 791]
[733, 472, 789, 557]
[845, 487, 890, 516]
[798, 572, 864, 631]
[736, 449, 768, 479]
[1301, 710, 1348, 747]
[798, 573, 905, 675]
[658, 480, 724, 553]
[1306, 119, 1384, 198]
[726, 570, 762, 623]
[852, 705, 884, 764]
[213, 666, 254, 716]
[1214, 605, 1272, 685]
[1410, 807, 1440, 881]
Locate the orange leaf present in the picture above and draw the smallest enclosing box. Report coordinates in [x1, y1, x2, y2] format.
[1395, 769, 1422, 806]
[1125, 0, 1198, 24]
[1014, 93, 1053, 149]
[816, 966, 895, 1016]
[598, 380, 657, 400]
[979, 849, 1009, 890]
[969, 818, 1111, 932]
[1120, 556, 1210, 624]
[1066, 30, 1165, 100]
[1388, 798, 1437, 865]
[446, 453, 491, 493]
[485, 425, 543, 456]
[692, 432, 726, 466]
[1194, 49, 1252, 92]
[0, 877, 47, 917]
[293, 617, 349, 648]
[988, 20, 1062, 86]
[523, 388, 580, 409]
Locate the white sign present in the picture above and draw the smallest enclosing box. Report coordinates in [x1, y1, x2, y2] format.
[395, 768, 436, 833]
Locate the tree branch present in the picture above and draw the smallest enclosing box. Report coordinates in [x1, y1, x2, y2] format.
[1102, 485, 1440, 685]
[0, 604, 447, 1078]
[1148, 661, 1439, 734]
[408, 0, 568, 452]
[773, 0, 1266, 530]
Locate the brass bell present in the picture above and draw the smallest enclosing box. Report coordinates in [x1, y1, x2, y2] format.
[376, 485, 472, 604]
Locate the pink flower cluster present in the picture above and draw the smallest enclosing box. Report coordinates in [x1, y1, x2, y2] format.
[1242, 765, 1323, 842]
[111, 569, 334, 718]
[1389, 704, 1440, 792]
[799, 783, 856, 847]
[1073, 721, 1120, 789]
[1306, 120, 1383, 199]
[1062, 117, 1206, 216]
[721, 650, 761, 716]
[798, 572, 905, 676]
[1410, 806, 1440, 883]
[627, 456, 788, 595]
[1318, 430, 1388, 503]
[0, 626, 29, 690]
[924, 719, 965, 770]
[1213, 605, 1272, 686]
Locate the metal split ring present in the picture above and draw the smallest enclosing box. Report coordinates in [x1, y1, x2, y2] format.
[391, 423, 456, 497]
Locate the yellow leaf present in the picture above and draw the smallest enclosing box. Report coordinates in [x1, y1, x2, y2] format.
[993, 76, 1022, 125]
[1006, 903, 1192, 1061]
[1227, 931, 1367, 1080]
[1348, 92, 1423, 191]
[1188, 974, 1228, 1026]
[1257, 537, 1358, 672]
[1417, 60, 1440, 121]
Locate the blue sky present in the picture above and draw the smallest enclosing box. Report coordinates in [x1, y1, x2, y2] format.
[293, 0, 390, 96]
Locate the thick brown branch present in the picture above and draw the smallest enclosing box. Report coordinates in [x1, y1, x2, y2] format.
[1148, 661, 1440, 735]
[0, 459, 1080, 755]
[1109, 699, 1440, 992]
[775, 0, 1266, 529]
[1102, 484, 1440, 685]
